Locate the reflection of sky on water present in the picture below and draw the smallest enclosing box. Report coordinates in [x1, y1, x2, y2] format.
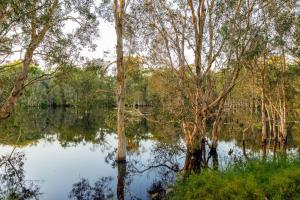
[0, 134, 183, 200]
[1, 133, 298, 200]
[0, 117, 299, 199]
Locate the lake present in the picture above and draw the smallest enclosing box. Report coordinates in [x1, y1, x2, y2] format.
[0, 107, 299, 200]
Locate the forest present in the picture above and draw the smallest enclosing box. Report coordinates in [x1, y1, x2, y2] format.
[0, 0, 300, 200]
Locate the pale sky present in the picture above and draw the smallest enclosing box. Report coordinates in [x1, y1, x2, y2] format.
[81, 19, 116, 62]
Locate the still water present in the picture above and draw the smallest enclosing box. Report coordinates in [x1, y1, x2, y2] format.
[0, 108, 298, 199]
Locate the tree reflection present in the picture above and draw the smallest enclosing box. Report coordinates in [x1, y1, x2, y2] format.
[116, 161, 126, 200]
[0, 108, 117, 148]
[0, 151, 41, 199]
[69, 177, 113, 200]
[95, 140, 182, 200]
[68, 163, 128, 200]
[105, 141, 184, 199]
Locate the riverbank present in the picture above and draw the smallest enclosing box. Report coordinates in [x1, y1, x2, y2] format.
[168, 158, 300, 200]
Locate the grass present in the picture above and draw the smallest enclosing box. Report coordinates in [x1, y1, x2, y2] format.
[169, 158, 300, 200]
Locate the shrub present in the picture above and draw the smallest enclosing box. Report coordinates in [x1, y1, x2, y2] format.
[169, 158, 300, 200]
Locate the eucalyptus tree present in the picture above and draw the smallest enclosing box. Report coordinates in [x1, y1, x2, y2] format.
[113, 0, 129, 162]
[248, 0, 298, 149]
[133, 0, 263, 168]
[98, 0, 131, 161]
[268, 0, 296, 149]
[0, 0, 99, 120]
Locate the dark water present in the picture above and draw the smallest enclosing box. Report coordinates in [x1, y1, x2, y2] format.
[0, 108, 299, 200]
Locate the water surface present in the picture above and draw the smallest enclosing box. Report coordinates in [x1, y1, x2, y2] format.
[0, 108, 298, 199]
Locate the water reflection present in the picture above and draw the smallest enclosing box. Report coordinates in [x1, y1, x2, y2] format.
[0, 107, 298, 199]
[102, 140, 183, 200]
[0, 151, 41, 199]
[69, 177, 113, 200]
[117, 162, 126, 200]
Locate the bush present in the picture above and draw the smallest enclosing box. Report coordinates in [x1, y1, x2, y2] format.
[169, 158, 300, 200]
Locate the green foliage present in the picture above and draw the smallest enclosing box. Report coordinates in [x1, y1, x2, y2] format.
[6, 64, 116, 109]
[169, 158, 300, 200]
[124, 56, 149, 106]
[1, 57, 158, 110]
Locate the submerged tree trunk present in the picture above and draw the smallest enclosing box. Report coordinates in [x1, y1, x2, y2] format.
[211, 150, 218, 169]
[183, 148, 202, 173]
[182, 122, 203, 172]
[114, 0, 126, 161]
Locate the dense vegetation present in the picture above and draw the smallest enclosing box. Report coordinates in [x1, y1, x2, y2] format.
[170, 158, 300, 200]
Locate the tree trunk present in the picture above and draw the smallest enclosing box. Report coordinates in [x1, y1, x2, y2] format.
[114, 0, 126, 161]
[265, 104, 273, 141]
[182, 122, 203, 172]
[211, 99, 225, 150]
[279, 47, 287, 149]
[187, 0, 206, 156]
[211, 121, 219, 150]
[0, 46, 34, 120]
[242, 127, 250, 160]
[210, 147, 218, 170]
[271, 106, 277, 142]
[183, 148, 202, 173]
[261, 98, 267, 144]
[261, 56, 267, 145]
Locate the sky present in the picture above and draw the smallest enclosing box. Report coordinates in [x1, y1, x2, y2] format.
[81, 19, 116, 62]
